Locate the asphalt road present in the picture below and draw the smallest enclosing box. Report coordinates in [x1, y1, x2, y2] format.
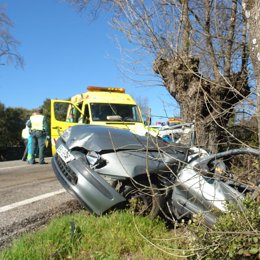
[0, 157, 82, 249]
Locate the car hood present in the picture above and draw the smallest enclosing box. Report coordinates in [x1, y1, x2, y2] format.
[62, 124, 187, 154]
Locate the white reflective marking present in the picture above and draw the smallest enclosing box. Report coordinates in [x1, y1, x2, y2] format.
[0, 189, 65, 213]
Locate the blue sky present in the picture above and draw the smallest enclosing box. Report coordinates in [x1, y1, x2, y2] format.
[0, 0, 179, 123]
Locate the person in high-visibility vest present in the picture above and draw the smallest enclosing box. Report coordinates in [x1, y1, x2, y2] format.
[26, 110, 49, 164]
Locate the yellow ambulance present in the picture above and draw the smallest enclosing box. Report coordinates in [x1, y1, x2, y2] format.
[50, 86, 151, 155]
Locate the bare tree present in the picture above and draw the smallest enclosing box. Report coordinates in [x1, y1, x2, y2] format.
[135, 95, 151, 124]
[0, 6, 23, 67]
[243, 0, 260, 147]
[67, 0, 252, 151]
[152, 0, 251, 151]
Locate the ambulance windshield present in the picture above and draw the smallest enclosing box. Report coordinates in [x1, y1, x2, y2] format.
[90, 103, 142, 122]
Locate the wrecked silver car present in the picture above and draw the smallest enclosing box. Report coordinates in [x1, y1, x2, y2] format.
[51, 125, 260, 225]
[157, 122, 194, 144]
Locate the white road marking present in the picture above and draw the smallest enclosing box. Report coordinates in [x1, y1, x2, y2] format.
[0, 189, 66, 213]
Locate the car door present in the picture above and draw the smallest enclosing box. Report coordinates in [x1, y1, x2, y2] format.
[50, 100, 83, 155]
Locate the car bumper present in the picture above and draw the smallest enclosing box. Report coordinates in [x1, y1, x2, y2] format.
[52, 154, 126, 215]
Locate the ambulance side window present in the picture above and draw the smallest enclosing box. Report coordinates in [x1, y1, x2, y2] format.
[67, 106, 75, 122]
[83, 104, 90, 124]
[67, 102, 83, 123]
[68, 106, 79, 122]
[74, 102, 83, 122]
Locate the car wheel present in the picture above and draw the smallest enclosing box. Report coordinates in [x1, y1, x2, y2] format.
[121, 180, 162, 218]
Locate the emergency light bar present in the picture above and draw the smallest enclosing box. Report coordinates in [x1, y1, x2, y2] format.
[87, 86, 125, 93]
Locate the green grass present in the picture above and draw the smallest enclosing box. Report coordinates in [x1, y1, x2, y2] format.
[2, 198, 259, 260]
[0, 211, 195, 260]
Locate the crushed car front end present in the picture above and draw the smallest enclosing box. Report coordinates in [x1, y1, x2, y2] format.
[51, 124, 187, 215]
[52, 133, 126, 215]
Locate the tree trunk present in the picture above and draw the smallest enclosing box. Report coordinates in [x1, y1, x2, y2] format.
[243, 0, 260, 148]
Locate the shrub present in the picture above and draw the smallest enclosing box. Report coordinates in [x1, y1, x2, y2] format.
[191, 196, 260, 259]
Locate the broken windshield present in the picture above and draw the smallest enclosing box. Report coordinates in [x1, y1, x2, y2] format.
[90, 103, 142, 122]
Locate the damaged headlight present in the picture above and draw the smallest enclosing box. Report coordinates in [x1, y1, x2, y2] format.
[86, 151, 101, 166]
[86, 151, 106, 169]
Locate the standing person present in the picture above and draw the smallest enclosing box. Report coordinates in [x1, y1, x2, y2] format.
[21, 125, 30, 161]
[26, 110, 49, 164]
